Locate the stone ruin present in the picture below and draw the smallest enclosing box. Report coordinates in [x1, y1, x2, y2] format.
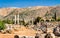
[2, 22, 60, 38]
[31, 22, 60, 38]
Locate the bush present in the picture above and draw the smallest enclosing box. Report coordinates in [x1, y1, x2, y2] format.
[40, 19, 44, 22]
[46, 19, 49, 22]
[34, 17, 41, 25]
[36, 17, 41, 22]
[51, 19, 55, 21]
[3, 19, 14, 24]
[7, 20, 14, 24]
[19, 20, 26, 26]
[0, 21, 5, 30]
[57, 18, 60, 21]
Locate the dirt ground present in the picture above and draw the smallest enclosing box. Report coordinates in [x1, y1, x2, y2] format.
[0, 34, 14, 38]
[0, 26, 37, 38]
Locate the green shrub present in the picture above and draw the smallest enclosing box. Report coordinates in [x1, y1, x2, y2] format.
[57, 18, 60, 21]
[51, 19, 55, 21]
[7, 20, 14, 24]
[40, 19, 44, 22]
[46, 19, 49, 22]
[36, 17, 41, 22]
[0, 21, 5, 30]
[19, 20, 25, 25]
[3, 19, 14, 24]
[34, 17, 41, 25]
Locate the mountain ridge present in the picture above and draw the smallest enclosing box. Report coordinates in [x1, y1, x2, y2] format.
[0, 6, 60, 21]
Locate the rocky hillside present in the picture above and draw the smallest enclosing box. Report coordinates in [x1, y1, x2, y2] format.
[0, 6, 60, 20]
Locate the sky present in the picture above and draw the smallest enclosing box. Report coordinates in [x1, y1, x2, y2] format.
[0, 0, 60, 8]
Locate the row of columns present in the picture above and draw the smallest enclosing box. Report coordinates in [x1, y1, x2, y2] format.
[14, 14, 19, 25]
[14, 14, 34, 25]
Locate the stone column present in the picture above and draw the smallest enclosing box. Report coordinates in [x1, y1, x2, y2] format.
[15, 15, 17, 24]
[17, 14, 19, 24]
